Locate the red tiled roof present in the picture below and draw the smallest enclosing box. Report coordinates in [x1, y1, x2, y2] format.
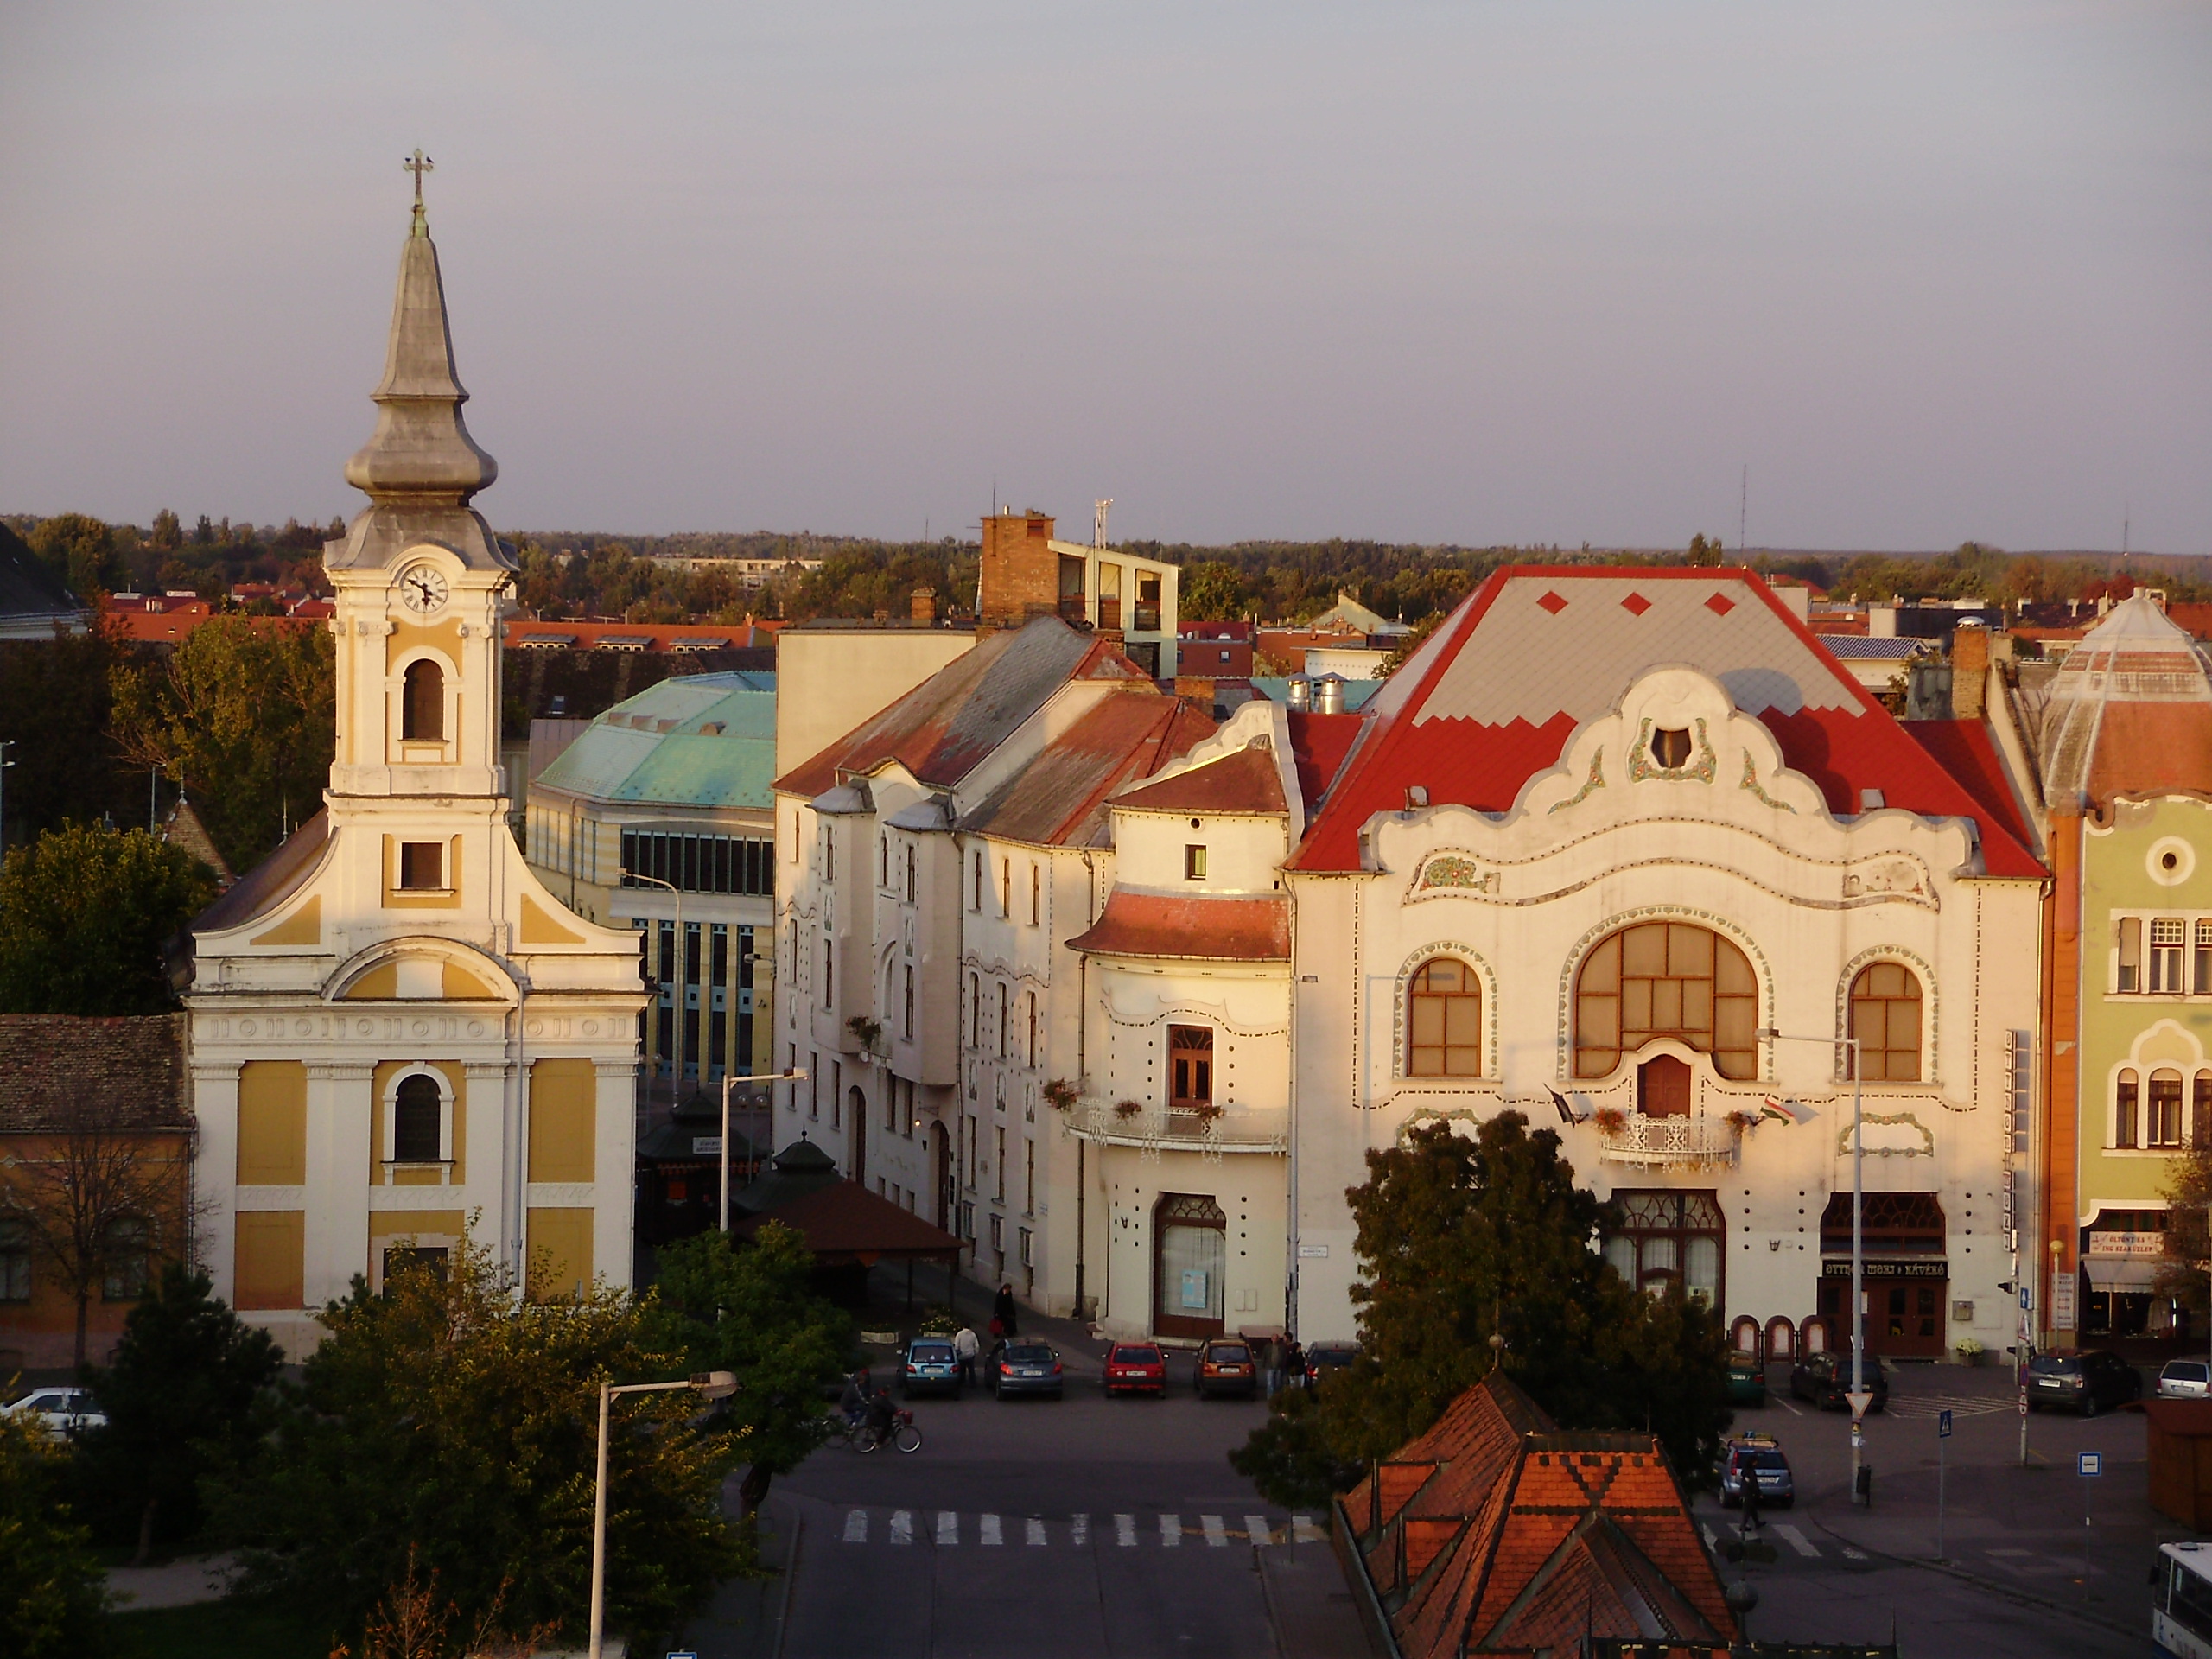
[963, 692, 1213, 849]
[1113, 745, 1287, 816]
[505, 619, 772, 651]
[0, 1014, 190, 1133]
[1289, 567, 2044, 879]
[1283, 710, 1364, 815]
[1066, 892, 1291, 961]
[1902, 719, 2037, 854]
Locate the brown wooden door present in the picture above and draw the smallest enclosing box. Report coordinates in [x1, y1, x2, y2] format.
[1637, 1053, 1691, 1117]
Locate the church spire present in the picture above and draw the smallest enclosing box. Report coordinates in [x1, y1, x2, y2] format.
[342, 153, 498, 508]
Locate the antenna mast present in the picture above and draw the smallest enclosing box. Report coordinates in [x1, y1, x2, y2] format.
[1739, 465, 1748, 561]
[1094, 499, 1113, 549]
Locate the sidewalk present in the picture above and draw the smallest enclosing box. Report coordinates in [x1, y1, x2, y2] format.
[676, 1487, 801, 1659]
[105, 1550, 237, 1611]
[1259, 1537, 1382, 1659]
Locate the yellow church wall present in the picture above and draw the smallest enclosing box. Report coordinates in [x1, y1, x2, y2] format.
[250, 895, 321, 947]
[381, 834, 464, 909]
[526, 1208, 594, 1300]
[236, 1061, 307, 1185]
[519, 892, 583, 946]
[386, 617, 467, 675]
[442, 962, 495, 998]
[233, 1211, 305, 1311]
[528, 1058, 596, 1183]
[369, 1059, 467, 1185]
[346, 963, 399, 999]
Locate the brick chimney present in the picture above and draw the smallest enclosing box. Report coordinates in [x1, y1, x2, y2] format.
[978, 509, 1059, 630]
[910, 586, 937, 623]
[1951, 625, 1989, 721]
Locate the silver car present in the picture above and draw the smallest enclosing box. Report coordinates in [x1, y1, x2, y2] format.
[2, 1387, 107, 1440]
[2159, 1359, 2212, 1400]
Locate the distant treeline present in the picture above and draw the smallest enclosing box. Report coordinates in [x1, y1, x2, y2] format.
[1, 512, 337, 605]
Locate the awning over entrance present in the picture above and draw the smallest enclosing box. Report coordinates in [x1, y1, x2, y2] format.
[2084, 1258, 2164, 1292]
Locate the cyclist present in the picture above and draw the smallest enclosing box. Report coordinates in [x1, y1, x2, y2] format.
[839, 1368, 878, 1430]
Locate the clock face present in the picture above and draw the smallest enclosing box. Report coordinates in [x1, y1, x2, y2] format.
[398, 563, 449, 615]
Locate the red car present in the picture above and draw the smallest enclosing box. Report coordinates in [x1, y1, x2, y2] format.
[1103, 1340, 1167, 1396]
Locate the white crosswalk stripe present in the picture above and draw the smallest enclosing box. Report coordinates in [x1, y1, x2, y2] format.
[981, 1514, 1003, 1546]
[1293, 1516, 1326, 1545]
[1116, 1514, 1137, 1547]
[1071, 1514, 1090, 1547]
[1246, 1516, 1274, 1546]
[1885, 1392, 2014, 1421]
[890, 1510, 913, 1546]
[843, 1510, 868, 1543]
[835, 1508, 1318, 1548]
[1701, 1525, 1719, 1549]
[1160, 1513, 1181, 1548]
[1026, 1516, 1047, 1547]
[938, 1510, 957, 1546]
[1202, 1515, 1229, 1548]
[1773, 1524, 1820, 1558]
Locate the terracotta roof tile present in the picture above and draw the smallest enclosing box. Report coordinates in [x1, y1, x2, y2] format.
[1113, 745, 1287, 816]
[0, 1014, 190, 1134]
[1065, 892, 1290, 962]
[963, 691, 1211, 848]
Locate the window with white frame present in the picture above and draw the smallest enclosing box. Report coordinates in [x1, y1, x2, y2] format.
[2152, 918, 2189, 993]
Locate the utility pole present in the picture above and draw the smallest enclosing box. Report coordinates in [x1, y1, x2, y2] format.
[0, 740, 16, 860]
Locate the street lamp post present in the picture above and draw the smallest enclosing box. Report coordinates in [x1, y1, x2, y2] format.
[1761, 1025, 1869, 1506]
[717, 1067, 808, 1232]
[625, 872, 683, 1103]
[588, 1370, 737, 1659]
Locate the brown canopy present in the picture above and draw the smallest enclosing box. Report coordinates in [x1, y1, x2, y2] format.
[735, 1177, 961, 1268]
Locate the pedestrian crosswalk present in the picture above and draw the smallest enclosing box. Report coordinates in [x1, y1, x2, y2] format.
[1699, 1521, 1827, 1560]
[1884, 1390, 2015, 1421]
[836, 1509, 1326, 1548]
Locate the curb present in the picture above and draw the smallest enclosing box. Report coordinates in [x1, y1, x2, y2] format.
[771, 1497, 803, 1659]
[1802, 1511, 2139, 1644]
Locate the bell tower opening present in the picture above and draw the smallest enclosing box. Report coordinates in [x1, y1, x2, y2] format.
[403, 659, 444, 742]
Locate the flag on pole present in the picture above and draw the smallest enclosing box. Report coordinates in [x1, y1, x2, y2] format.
[1761, 1095, 1816, 1126]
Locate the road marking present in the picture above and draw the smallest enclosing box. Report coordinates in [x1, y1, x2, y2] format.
[1293, 1516, 1326, 1545]
[981, 1514, 1003, 1547]
[1116, 1514, 1137, 1547]
[1773, 1524, 1820, 1558]
[1885, 1393, 2013, 1421]
[1026, 1516, 1047, 1547]
[937, 1511, 957, 1547]
[1202, 1515, 1229, 1548]
[1701, 1525, 1719, 1549]
[890, 1510, 913, 1546]
[1247, 1516, 1274, 1546]
[1987, 1548, 2033, 1558]
[842, 1510, 867, 1543]
[1775, 1395, 1804, 1417]
[1841, 1545, 1869, 1560]
[1071, 1513, 1090, 1547]
[1160, 1513, 1181, 1548]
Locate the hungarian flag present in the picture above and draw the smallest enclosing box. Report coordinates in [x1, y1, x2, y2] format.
[1760, 1096, 1815, 1126]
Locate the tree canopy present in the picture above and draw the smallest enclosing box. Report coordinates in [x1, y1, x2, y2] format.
[0, 823, 217, 1016]
[0, 1409, 111, 1659]
[1232, 1115, 1730, 1509]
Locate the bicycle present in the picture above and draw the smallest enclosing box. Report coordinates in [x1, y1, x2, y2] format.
[849, 1407, 923, 1453]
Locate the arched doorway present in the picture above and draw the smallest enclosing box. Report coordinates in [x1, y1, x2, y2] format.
[1153, 1193, 1226, 1340]
[1765, 1315, 1796, 1363]
[1730, 1315, 1763, 1358]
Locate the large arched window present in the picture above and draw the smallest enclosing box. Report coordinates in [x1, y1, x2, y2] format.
[1407, 958, 1482, 1077]
[392, 1073, 443, 1163]
[1848, 963, 1923, 1081]
[1574, 921, 1756, 1079]
[403, 658, 444, 742]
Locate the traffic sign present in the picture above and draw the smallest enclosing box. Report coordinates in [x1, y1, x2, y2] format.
[2078, 1451, 2103, 1478]
[1938, 1408, 1953, 1439]
[1846, 1389, 1875, 1420]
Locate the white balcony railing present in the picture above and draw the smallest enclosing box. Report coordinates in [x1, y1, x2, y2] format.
[1065, 1100, 1287, 1157]
[1592, 1112, 1739, 1168]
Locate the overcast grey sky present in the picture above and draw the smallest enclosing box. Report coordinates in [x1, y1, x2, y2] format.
[3, 3, 2207, 551]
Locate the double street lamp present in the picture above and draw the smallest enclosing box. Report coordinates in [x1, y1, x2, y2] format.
[588, 1370, 737, 1659]
[715, 1067, 808, 1233]
[1759, 1026, 1872, 1508]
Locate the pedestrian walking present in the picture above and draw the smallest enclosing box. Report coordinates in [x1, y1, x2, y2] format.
[1284, 1338, 1306, 1395]
[1734, 1447, 1764, 1536]
[953, 1324, 980, 1387]
[994, 1282, 1019, 1338]
[1261, 1335, 1284, 1397]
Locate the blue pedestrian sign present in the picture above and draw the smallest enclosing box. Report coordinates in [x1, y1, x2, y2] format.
[1938, 1408, 1953, 1439]
[2079, 1451, 2103, 1478]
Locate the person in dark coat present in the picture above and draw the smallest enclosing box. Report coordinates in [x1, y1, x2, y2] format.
[994, 1282, 1019, 1338]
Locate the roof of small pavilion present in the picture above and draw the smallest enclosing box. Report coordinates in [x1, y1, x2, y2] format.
[734, 1165, 963, 1265]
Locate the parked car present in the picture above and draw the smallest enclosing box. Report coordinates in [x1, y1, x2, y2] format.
[1718, 1433, 1795, 1509]
[2159, 1359, 2212, 1401]
[2028, 1350, 2142, 1416]
[1726, 1352, 1767, 1406]
[900, 1335, 963, 1398]
[1303, 1340, 1358, 1389]
[1, 1388, 105, 1440]
[1788, 1349, 1889, 1414]
[1196, 1338, 1258, 1399]
[1103, 1340, 1166, 1396]
[989, 1340, 1065, 1400]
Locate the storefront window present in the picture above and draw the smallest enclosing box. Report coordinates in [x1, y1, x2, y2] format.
[1603, 1190, 1724, 1306]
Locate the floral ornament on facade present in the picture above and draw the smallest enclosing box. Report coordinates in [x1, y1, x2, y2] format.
[1738, 753, 1796, 812]
[1627, 716, 1718, 785]
[1549, 750, 1605, 813]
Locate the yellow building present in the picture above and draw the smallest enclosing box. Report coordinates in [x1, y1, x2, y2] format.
[183, 188, 646, 1354]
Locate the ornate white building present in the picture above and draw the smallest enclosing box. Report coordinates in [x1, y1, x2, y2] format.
[185, 194, 646, 1353]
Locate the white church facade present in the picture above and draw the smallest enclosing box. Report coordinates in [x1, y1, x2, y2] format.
[185, 189, 645, 1354]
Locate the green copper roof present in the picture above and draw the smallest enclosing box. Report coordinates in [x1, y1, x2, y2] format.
[535, 671, 778, 810]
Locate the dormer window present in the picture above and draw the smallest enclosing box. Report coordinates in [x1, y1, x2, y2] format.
[1651, 727, 1693, 769]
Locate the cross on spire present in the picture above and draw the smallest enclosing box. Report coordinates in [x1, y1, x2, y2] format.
[404, 149, 434, 234]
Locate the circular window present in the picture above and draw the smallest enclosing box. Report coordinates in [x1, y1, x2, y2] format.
[2149, 837, 2196, 887]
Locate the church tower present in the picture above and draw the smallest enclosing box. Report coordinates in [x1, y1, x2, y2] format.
[184, 168, 647, 1355]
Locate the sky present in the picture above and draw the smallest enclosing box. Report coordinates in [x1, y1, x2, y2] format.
[3, 3, 2208, 553]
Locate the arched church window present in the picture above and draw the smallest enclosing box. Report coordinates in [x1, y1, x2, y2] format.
[403, 659, 444, 743]
[1407, 958, 1482, 1076]
[1573, 921, 1756, 1079]
[393, 1074, 443, 1163]
[1848, 963, 1923, 1082]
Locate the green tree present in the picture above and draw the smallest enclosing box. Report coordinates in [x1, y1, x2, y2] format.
[642, 1225, 851, 1516]
[108, 614, 335, 872]
[28, 513, 124, 598]
[213, 1235, 746, 1651]
[149, 509, 182, 550]
[0, 1410, 111, 1658]
[0, 825, 217, 1015]
[1230, 1116, 1729, 1509]
[1686, 532, 1725, 567]
[1179, 561, 1248, 622]
[0, 620, 137, 842]
[77, 1263, 283, 1561]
